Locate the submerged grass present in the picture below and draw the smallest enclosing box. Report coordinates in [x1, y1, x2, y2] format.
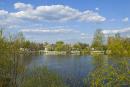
[84, 55, 130, 87]
[22, 67, 67, 87]
[0, 52, 68, 87]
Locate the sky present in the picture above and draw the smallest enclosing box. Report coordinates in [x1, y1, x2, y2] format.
[0, 0, 130, 44]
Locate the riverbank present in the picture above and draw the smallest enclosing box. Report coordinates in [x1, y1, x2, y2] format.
[19, 50, 104, 55]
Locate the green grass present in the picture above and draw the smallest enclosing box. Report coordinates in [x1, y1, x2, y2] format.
[22, 67, 67, 87]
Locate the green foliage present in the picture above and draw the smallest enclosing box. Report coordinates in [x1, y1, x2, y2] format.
[107, 34, 130, 56]
[22, 67, 67, 87]
[73, 43, 89, 54]
[55, 41, 65, 51]
[84, 56, 130, 87]
[1, 28, 130, 87]
[91, 29, 105, 50]
[73, 43, 81, 51]
[0, 53, 26, 87]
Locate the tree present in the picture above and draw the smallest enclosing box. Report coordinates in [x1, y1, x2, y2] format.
[0, 29, 3, 40]
[16, 32, 25, 44]
[55, 41, 65, 51]
[23, 40, 31, 49]
[115, 33, 121, 38]
[73, 42, 89, 51]
[0, 29, 9, 52]
[91, 29, 104, 50]
[73, 43, 81, 51]
[12, 32, 25, 50]
[107, 33, 130, 56]
[64, 44, 72, 53]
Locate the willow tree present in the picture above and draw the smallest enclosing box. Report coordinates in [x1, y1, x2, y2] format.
[91, 29, 105, 50]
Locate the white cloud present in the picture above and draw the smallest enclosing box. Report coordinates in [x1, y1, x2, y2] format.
[122, 17, 129, 22]
[102, 27, 130, 34]
[81, 36, 93, 39]
[34, 5, 81, 21]
[80, 11, 106, 22]
[81, 36, 87, 39]
[0, 2, 107, 43]
[21, 28, 79, 33]
[80, 33, 93, 39]
[14, 2, 33, 10]
[0, 10, 8, 16]
[95, 8, 99, 11]
[81, 33, 86, 36]
[109, 18, 116, 22]
[0, 2, 106, 33]
[9, 2, 106, 22]
[0, 10, 8, 21]
[0, 10, 9, 26]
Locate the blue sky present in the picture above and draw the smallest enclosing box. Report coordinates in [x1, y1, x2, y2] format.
[0, 0, 130, 44]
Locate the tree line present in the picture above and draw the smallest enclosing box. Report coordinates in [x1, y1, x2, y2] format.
[91, 29, 130, 56]
[0, 29, 130, 56]
[0, 29, 90, 54]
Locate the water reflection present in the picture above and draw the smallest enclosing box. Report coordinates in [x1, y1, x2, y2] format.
[0, 53, 130, 87]
[28, 55, 93, 87]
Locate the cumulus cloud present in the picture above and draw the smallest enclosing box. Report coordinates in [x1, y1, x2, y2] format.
[0, 10, 8, 20]
[0, 10, 8, 15]
[80, 10, 106, 22]
[33, 5, 81, 21]
[14, 2, 33, 10]
[102, 27, 130, 34]
[0, 2, 106, 36]
[122, 17, 129, 22]
[6, 2, 106, 22]
[0, 10, 10, 26]
[0, 2, 106, 43]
